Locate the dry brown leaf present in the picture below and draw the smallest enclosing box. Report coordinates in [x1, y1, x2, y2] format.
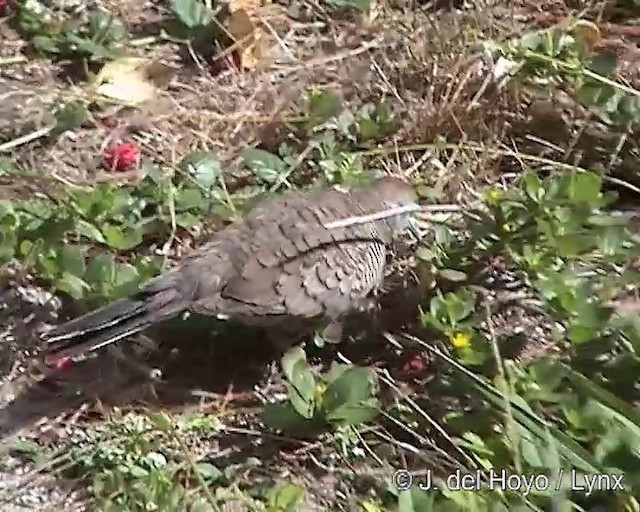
[227, 8, 265, 70]
[573, 20, 602, 51]
[94, 57, 176, 105]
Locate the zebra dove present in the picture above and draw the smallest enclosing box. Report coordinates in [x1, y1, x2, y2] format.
[42, 176, 419, 360]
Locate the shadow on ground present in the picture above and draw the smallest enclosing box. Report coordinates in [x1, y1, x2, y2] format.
[0, 282, 426, 447]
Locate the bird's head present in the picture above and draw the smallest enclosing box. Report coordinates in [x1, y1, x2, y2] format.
[367, 176, 421, 240]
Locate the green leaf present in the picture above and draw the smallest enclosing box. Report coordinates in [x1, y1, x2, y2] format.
[57, 245, 86, 276]
[112, 263, 141, 295]
[241, 148, 286, 184]
[262, 403, 314, 432]
[147, 411, 174, 431]
[281, 347, 316, 419]
[567, 171, 602, 205]
[178, 151, 221, 189]
[397, 488, 436, 512]
[53, 101, 88, 133]
[562, 364, 640, 429]
[522, 171, 544, 201]
[171, 0, 212, 28]
[175, 187, 208, 211]
[32, 35, 59, 53]
[326, 0, 372, 10]
[266, 482, 305, 512]
[417, 338, 604, 473]
[86, 9, 127, 44]
[444, 290, 475, 324]
[175, 212, 202, 229]
[587, 51, 617, 77]
[322, 366, 379, 426]
[75, 219, 106, 243]
[102, 223, 144, 250]
[194, 463, 222, 482]
[85, 253, 116, 283]
[56, 273, 90, 300]
[306, 89, 342, 127]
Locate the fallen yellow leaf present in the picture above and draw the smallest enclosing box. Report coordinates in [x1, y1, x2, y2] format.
[94, 57, 176, 105]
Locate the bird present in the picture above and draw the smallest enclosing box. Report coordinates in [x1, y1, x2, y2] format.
[41, 176, 420, 361]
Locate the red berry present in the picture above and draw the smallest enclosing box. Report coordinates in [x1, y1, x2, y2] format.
[102, 141, 139, 172]
[402, 352, 427, 373]
[45, 355, 73, 372]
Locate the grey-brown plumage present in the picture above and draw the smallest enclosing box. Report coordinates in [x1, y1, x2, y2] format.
[42, 176, 418, 359]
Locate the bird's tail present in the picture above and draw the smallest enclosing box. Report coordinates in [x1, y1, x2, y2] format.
[41, 273, 190, 360]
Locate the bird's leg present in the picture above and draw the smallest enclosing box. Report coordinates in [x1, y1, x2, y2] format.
[107, 340, 163, 382]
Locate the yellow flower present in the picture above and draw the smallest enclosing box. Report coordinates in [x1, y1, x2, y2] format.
[314, 383, 327, 402]
[450, 331, 471, 349]
[485, 188, 503, 204]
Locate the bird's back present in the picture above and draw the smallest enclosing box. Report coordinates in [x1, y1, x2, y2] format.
[188, 179, 414, 323]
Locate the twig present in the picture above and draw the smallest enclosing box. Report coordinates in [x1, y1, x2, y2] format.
[323, 204, 421, 230]
[0, 124, 55, 153]
[0, 55, 28, 66]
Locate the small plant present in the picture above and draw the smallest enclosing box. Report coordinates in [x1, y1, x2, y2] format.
[61, 410, 221, 511]
[16, 1, 128, 61]
[0, 150, 252, 303]
[492, 21, 640, 128]
[262, 347, 380, 433]
[392, 169, 640, 509]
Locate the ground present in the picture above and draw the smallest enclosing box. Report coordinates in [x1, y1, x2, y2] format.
[0, 0, 640, 511]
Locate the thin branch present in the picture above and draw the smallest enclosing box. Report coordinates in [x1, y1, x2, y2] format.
[323, 204, 421, 230]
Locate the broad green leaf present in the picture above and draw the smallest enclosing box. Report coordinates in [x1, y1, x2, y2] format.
[241, 148, 286, 184]
[567, 172, 602, 205]
[176, 212, 202, 229]
[56, 272, 90, 300]
[32, 35, 59, 54]
[444, 290, 475, 324]
[178, 151, 221, 189]
[281, 347, 316, 418]
[194, 463, 222, 482]
[324, 362, 351, 383]
[87, 9, 127, 43]
[266, 482, 305, 512]
[75, 219, 106, 243]
[102, 223, 144, 250]
[587, 51, 617, 77]
[397, 488, 436, 512]
[262, 403, 314, 432]
[85, 253, 116, 283]
[57, 245, 86, 276]
[326, 0, 372, 10]
[323, 366, 379, 425]
[113, 263, 141, 295]
[147, 411, 174, 430]
[176, 187, 208, 211]
[171, 0, 212, 28]
[522, 172, 544, 201]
